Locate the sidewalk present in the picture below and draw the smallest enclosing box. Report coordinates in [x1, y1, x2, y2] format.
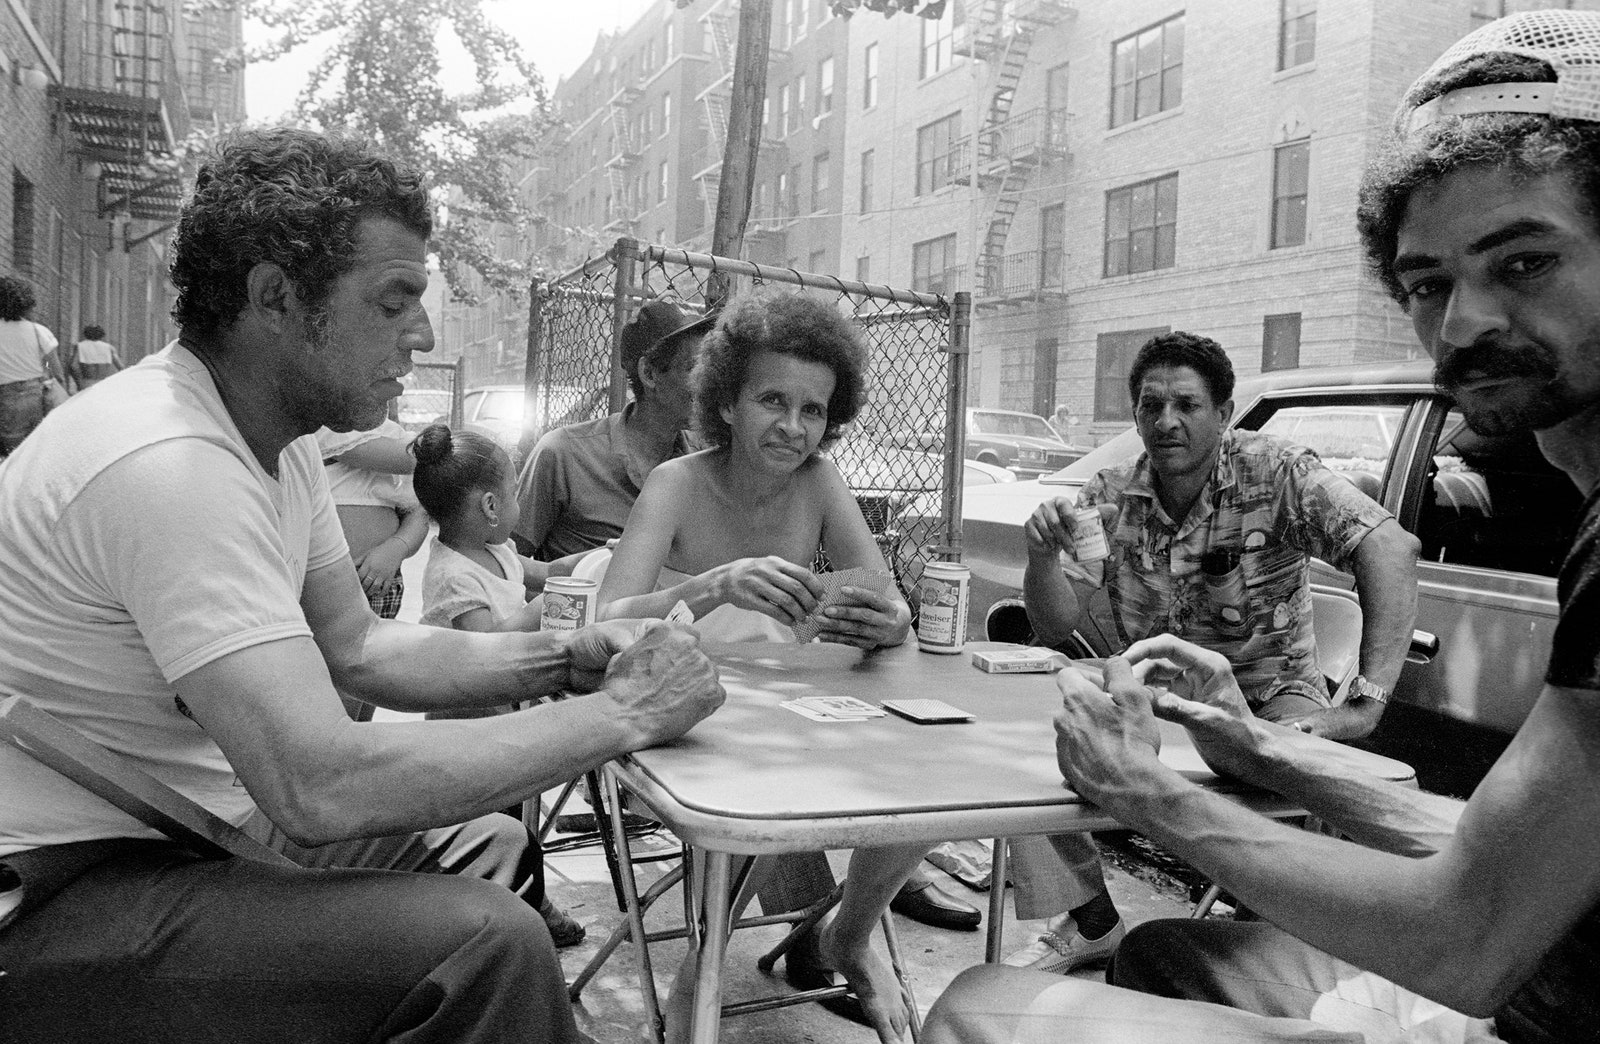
[388, 537, 1197, 1042]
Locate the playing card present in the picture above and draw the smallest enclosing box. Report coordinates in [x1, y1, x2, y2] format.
[781, 699, 873, 722]
[791, 567, 894, 643]
[800, 695, 886, 717]
[666, 599, 695, 625]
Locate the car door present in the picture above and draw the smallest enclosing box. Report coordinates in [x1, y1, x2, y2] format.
[1394, 400, 1571, 735]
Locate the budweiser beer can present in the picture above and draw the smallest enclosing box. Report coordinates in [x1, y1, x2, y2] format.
[1071, 507, 1110, 563]
[541, 577, 597, 631]
[916, 560, 970, 654]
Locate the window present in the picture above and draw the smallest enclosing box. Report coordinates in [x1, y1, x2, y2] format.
[1110, 14, 1184, 128]
[777, 170, 791, 215]
[1039, 203, 1065, 289]
[812, 152, 830, 211]
[859, 149, 874, 213]
[819, 56, 834, 114]
[1262, 312, 1301, 371]
[912, 233, 958, 294]
[11, 171, 35, 275]
[809, 248, 826, 273]
[1415, 408, 1583, 578]
[1034, 338, 1059, 419]
[1271, 141, 1310, 248]
[1279, 0, 1316, 70]
[662, 93, 671, 136]
[916, 112, 962, 196]
[1104, 173, 1178, 276]
[1255, 400, 1405, 504]
[863, 43, 879, 108]
[658, 160, 669, 204]
[1046, 62, 1071, 148]
[1095, 327, 1168, 422]
[1470, 0, 1504, 27]
[921, 2, 960, 79]
[786, 163, 802, 214]
[855, 255, 871, 283]
[779, 84, 791, 138]
[665, 21, 674, 58]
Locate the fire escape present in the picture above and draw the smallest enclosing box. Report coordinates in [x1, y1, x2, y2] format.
[951, 0, 1074, 302]
[602, 83, 645, 236]
[57, 0, 191, 249]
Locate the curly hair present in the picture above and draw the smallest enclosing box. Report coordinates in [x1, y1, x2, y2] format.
[1128, 331, 1235, 406]
[0, 277, 37, 322]
[170, 127, 432, 341]
[409, 424, 513, 524]
[692, 288, 867, 451]
[1358, 53, 1600, 306]
[82, 324, 106, 341]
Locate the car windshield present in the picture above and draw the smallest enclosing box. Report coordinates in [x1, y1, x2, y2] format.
[1041, 426, 1145, 484]
[398, 390, 450, 424]
[474, 390, 523, 423]
[972, 412, 1058, 440]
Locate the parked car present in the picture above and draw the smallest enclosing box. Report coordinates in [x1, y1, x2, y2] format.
[925, 361, 1583, 797]
[886, 408, 1090, 479]
[457, 384, 603, 453]
[396, 387, 453, 435]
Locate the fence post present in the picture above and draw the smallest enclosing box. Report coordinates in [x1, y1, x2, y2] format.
[520, 277, 545, 459]
[449, 356, 466, 430]
[939, 291, 972, 559]
[609, 238, 639, 415]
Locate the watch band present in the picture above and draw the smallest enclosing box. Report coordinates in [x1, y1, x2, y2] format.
[1350, 675, 1389, 704]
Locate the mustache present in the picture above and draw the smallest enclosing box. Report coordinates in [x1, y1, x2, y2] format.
[1434, 340, 1557, 391]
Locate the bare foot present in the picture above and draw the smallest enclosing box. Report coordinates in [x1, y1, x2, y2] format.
[816, 918, 910, 1044]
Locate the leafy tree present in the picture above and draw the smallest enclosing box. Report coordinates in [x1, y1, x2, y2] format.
[229, 0, 555, 303]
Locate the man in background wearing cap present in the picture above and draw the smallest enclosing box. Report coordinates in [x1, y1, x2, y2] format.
[921, 11, 1600, 1043]
[513, 299, 709, 562]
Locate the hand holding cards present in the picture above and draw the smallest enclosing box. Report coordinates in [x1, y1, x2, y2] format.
[791, 566, 894, 643]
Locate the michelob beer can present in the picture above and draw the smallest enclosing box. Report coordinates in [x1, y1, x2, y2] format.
[541, 577, 597, 631]
[916, 560, 970, 654]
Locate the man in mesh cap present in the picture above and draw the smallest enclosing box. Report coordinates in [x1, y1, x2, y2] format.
[921, 12, 1600, 1043]
[513, 298, 709, 561]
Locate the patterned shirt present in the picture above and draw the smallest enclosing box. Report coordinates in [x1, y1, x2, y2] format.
[1078, 429, 1392, 708]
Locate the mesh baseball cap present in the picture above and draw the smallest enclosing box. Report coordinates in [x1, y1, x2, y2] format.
[1399, 9, 1600, 136]
[619, 299, 714, 379]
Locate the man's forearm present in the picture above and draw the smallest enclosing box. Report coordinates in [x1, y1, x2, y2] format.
[1023, 551, 1085, 646]
[1352, 521, 1420, 692]
[336, 619, 575, 712]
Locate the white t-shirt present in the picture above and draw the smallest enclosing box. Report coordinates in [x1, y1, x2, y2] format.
[315, 419, 421, 510]
[420, 538, 527, 628]
[0, 343, 348, 856]
[0, 319, 58, 384]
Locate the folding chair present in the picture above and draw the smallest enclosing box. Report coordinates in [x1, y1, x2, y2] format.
[0, 695, 293, 866]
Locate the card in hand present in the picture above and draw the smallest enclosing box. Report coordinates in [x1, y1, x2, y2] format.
[791, 567, 894, 643]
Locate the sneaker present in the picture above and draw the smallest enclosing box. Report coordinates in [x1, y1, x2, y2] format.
[1001, 918, 1125, 974]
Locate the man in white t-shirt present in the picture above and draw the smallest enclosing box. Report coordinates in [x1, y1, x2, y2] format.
[0, 128, 725, 1044]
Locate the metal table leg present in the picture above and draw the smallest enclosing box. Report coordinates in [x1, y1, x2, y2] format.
[689, 850, 732, 1044]
[986, 837, 1008, 963]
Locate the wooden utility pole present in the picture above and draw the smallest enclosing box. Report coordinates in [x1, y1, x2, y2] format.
[706, 0, 773, 310]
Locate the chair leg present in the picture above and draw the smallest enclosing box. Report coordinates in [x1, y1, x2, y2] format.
[1191, 882, 1225, 918]
[589, 768, 628, 911]
[568, 861, 685, 1001]
[879, 908, 922, 1042]
[605, 768, 667, 1044]
[985, 837, 1009, 962]
[755, 883, 846, 972]
[530, 775, 581, 844]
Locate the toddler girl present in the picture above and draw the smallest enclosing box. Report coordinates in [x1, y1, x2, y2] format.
[410, 422, 587, 946]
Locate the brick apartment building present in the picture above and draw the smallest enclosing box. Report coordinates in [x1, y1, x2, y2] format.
[458, 0, 1577, 437]
[0, 0, 243, 366]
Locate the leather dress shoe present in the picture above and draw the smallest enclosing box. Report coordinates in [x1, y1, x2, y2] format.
[783, 930, 869, 1026]
[890, 878, 981, 931]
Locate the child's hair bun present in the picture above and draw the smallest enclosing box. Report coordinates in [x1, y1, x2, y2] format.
[410, 423, 454, 466]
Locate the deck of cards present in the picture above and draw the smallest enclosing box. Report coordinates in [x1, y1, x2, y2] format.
[791, 567, 894, 643]
[780, 695, 887, 722]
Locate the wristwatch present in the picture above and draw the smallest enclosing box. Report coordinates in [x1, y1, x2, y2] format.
[1349, 675, 1389, 704]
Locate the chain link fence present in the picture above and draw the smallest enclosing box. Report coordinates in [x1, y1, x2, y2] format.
[526, 238, 972, 605]
[398, 359, 465, 435]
